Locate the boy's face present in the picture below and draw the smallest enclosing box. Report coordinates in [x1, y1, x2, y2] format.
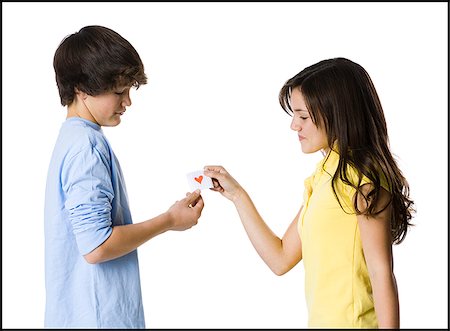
[80, 86, 132, 127]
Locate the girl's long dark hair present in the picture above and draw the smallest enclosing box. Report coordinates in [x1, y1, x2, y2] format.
[279, 58, 414, 244]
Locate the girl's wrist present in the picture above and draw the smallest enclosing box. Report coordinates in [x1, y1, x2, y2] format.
[231, 187, 247, 205]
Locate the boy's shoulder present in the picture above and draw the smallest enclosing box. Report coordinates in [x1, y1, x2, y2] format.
[57, 118, 111, 158]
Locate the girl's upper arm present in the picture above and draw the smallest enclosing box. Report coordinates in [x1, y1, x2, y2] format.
[280, 206, 303, 268]
[356, 184, 394, 277]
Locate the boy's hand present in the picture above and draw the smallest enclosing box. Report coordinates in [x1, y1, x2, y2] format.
[166, 190, 204, 231]
[203, 166, 244, 203]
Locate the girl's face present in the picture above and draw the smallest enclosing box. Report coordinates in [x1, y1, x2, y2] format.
[290, 88, 329, 154]
[72, 86, 132, 127]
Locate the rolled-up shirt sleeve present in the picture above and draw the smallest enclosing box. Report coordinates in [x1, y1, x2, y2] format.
[62, 144, 114, 255]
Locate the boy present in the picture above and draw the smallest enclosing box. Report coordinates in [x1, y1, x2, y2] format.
[44, 25, 204, 328]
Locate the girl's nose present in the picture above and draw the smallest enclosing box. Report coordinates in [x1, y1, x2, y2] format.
[290, 117, 301, 131]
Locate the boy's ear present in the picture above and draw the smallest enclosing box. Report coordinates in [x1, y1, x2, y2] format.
[74, 87, 88, 100]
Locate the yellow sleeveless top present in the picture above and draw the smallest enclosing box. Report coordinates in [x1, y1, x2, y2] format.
[299, 149, 388, 328]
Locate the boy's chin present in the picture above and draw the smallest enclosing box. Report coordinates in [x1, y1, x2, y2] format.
[103, 119, 121, 127]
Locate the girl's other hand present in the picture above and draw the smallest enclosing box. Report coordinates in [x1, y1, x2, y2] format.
[203, 166, 244, 202]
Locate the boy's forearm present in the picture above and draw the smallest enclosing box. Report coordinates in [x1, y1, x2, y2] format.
[84, 212, 173, 264]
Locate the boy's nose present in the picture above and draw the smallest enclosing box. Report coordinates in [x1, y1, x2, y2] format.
[122, 94, 132, 107]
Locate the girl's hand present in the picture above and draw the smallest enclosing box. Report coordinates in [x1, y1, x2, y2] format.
[203, 166, 244, 202]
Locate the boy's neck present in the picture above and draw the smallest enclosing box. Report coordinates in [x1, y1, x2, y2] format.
[67, 99, 98, 125]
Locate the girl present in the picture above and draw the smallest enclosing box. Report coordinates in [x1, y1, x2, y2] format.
[204, 57, 414, 328]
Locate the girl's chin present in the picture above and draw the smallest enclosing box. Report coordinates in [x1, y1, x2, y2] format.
[300, 145, 321, 154]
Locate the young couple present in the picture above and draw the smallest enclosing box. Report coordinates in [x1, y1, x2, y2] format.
[44, 25, 414, 329]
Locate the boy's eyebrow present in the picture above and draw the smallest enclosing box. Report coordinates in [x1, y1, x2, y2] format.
[114, 86, 131, 92]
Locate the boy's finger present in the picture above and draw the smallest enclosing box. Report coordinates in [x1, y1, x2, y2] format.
[192, 195, 204, 211]
[185, 189, 201, 205]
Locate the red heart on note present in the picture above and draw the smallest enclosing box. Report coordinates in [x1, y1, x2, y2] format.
[194, 176, 203, 184]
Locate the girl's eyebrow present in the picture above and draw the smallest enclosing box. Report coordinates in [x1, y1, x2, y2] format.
[293, 108, 309, 113]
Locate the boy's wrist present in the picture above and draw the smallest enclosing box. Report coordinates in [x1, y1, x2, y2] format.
[162, 211, 176, 231]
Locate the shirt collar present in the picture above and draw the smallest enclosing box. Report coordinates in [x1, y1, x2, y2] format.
[316, 147, 340, 176]
[65, 117, 101, 131]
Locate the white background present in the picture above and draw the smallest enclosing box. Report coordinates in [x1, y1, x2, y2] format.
[2, 2, 448, 329]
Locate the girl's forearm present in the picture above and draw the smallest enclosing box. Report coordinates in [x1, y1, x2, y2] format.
[372, 272, 400, 328]
[232, 189, 288, 275]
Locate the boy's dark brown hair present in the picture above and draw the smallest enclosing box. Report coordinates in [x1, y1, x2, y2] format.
[53, 25, 147, 106]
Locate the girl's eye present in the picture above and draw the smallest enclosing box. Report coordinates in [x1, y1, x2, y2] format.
[294, 112, 309, 120]
[115, 91, 124, 95]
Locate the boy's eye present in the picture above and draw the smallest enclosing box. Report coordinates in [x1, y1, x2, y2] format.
[300, 117, 308, 120]
[115, 91, 124, 95]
